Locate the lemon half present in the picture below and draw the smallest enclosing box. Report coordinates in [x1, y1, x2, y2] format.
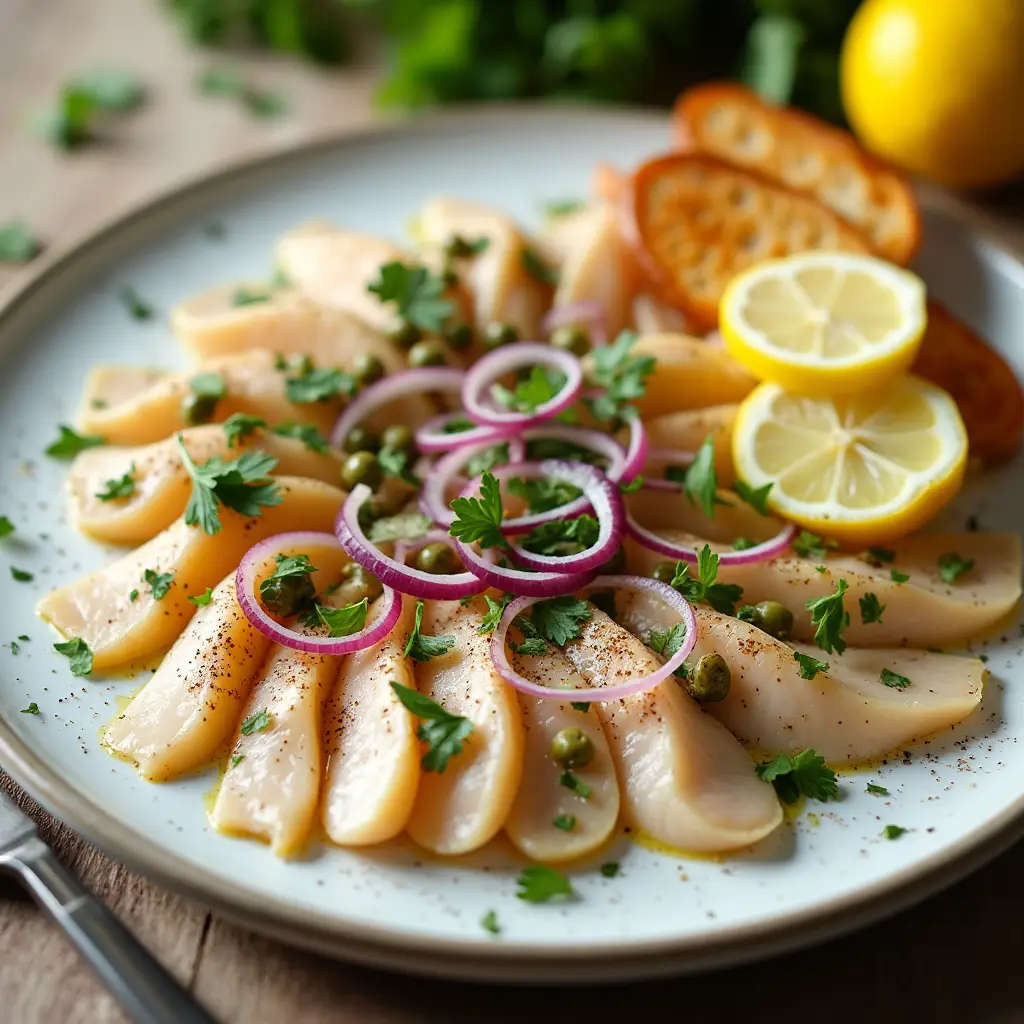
[732, 376, 967, 546]
[720, 252, 926, 395]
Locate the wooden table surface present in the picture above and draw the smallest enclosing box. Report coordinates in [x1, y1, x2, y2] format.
[3, 2, 1024, 1022]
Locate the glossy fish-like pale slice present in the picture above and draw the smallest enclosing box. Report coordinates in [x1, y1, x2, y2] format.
[562, 606, 782, 852]
[617, 593, 985, 763]
[69, 424, 343, 545]
[504, 647, 619, 863]
[78, 350, 339, 446]
[632, 404, 738, 486]
[103, 575, 271, 780]
[406, 598, 525, 855]
[83, 366, 166, 411]
[540, 204, 632, 341]
[321, 596, 421, 846]
[632, 293, 691, 334]
[38, 477, 344, 668]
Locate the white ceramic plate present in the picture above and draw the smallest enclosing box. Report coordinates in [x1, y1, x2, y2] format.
[0, 108, 1021, 983]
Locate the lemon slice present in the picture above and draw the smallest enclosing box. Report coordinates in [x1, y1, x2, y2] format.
[732, 376, 967, 545]
[720, 252, 926, 395]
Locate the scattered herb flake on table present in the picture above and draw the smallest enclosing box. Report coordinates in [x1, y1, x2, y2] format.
[516, 865, 574, 904]
[867, 783, 889, 796]
[0, 516, 14, 538]
[20, 703, 40, 716]
[10, 567, 33, 582]
[45, 425, 105, 459]
[119, 285, 154, 321]
[882, 825, 907, 840]
[0, 221, 41, 262]
[480, 909, 500, 935]
[600, 862, 620, 878]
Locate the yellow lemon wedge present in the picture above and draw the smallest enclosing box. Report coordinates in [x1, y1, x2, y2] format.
[720, 252, 926, 395]
[732, 376, 967, 546]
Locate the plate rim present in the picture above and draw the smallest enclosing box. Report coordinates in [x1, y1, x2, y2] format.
[1, 104, 1023, 981]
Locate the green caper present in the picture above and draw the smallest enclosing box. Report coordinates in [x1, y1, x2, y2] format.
[750, 600, 794, 640]
[353, 353, 385, 388]
[684, 654, 731, 703]
[336, 562, 383, 605]
[415, 541, 461, 575]
[550, 727, 595, 770]
[549, 324, 591, 356]
[381, 424, 416, 458]
[408, 340, 446, 368]
[343, 425, 380, 454]
[181, 392, 219, 426]
[340, 450, 383, 491]
[483, 321, 519, 349]
[651, 561, 677, 584]
[443, 321, 474, 351]
[600, 546, 626, 574]
[387, 321, 422, 350]
[260, 573, 315, 618]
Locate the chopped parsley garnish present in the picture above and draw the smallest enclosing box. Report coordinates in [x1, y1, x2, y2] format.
[240, 709, 272, 735]
[859, 593, 885, 625]
[403, 600, 455, 662]
[53, 637, 93, 676]
[223, 413, 267, 447]
[733, 480, 773, 515]
[648, 623, 689, 679]
[20, 703, 40, 716]
[190, 372, 227, 401]
[10, 567, 33, 582]
[389, 680, 472, 774]
[367, 261, 454, 333]
[509, 637, 548, 655]
[129, 589, 139, 602]
[666, 436, 730, 519]
[143, 569, 174, 601]
[368, 512, 432, 543]
[559, 770, 592, 799]
[448, 471, 506, 549]
[552, 813, 576, 831]
[188, 586, 214, 607]
[867, 783, 889, 795]
[520, 515, 598, 557]
[119, 286, 154, 321]
[805, 579, 850, 655]
[271, 421, 330, 454]
[585, 330, 655, 424]
[791, 530, 834, 560]
[95, 466, 135, 501]
[378, 445, 421, 486]
[443, 416, 474, 434]
[507, 475, 581, 514]
[480, 910, 500, 935]
[0, 221, 41, 262]
[938, 552, 974, 584]
[516, 865, 574, 903]
[600, 861, 620, 878]
[520, 246, 559, 286]
[732, 537, 756, 551]
[890, 569, 910, 584]
[544, 198, 586, 218]
[666, 545, 744, 616]
[793, 650, 829, 680]
[316, 598, 369, 637]
[755, 748, 838, 804]
[530, 596, 591, 646]
[863, 546, 895, 566]
[492, 365, 564, 414]
[45, 425, 105, 459]
[284, 363, 355, 404]
[880, 668, 911, 690]
[33, 85, 95, 148]
[232, 288, 270, 307]
[477, 593, 511, 635]
[197, 67, 286, 118]
[619, 476, 644, 494]
[261, 553, 316, 593]
[464, 442, 509, 478]
[178, 438, 282, 535]
[882, 825, 907, 840]
[571, 701, 591, 713]
[230, 754, 246, 768]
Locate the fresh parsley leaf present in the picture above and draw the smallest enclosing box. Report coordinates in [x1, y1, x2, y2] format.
[317, 598, 369, 637]
[668, 436, 730, 519]
[530, 596, 591, 646]
[230, 754, 246, 768]
[552, 813, 576, 831]
[33, 86, 95, 148]
[378, 445, 421, 486]
[232, 287, 270, 307]
[449, 471, 506, 549]
[600, 862, 620, 878]
[71, 68, 144, 111]
[261, 553, 317, 591]
[880, 668, 911, 690]
[890, 569, 910, 584]
[285, 363, 354, 404]
[882, 824, 907, 840]
[791, 530, 833, 560]
[520, 515, 599, 557]
[443, 416, 474, 434]
[571, 701, 591, 713]
[240, 709, 272, 735]
[389, 680, 472, 773]
[190, 372, 227, 401]
[732, 537, 756, 551]
[46, 425, 105, 459]
[859, 593, 885, 625]
[492, 365, 565, 414]
[544, 198, 586, 218]
[367, 261, 454, 332]
[404, 600, 456, 662]
[270, 421, 330, 454]
[10, 567, 33, 582]
[805, 579, 850, 655]
[509, 637, 548, 655]
[648, 623, 687, 659]
[368, 511, 431, 543]
[864, 546, 895, 566]
[733, 480, 773, 515]
[867, 783, 889, 795]
[119, 286, 153, 321]
[223, 413, 266, 447]
[477, 594, 511, 634]
[188, 587, 214, 607]
[520, 246, 559, 286]
[667, 545, 744, 615]
[619, 476, 644, 495]
[794, 650, 829, 680]
[20, 702, 40, 716]
[95, 466, 135, 501]
[506, 476, 581, 514]
[585, 330, 655, 424]
[559, 769, 592, 799]
[0, 221, 41, 262]
[755, 748, 838, 804]
[516, 865, 574, 903]
[144, 569, 173, 601]
[480, 910, 500, 935]
[464, 442, 510, 478]
[938, 552, 974, 584]
[53, 637, 93, 676]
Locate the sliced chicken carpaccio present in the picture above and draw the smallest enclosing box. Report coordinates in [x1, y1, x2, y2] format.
[68, 425, 343, 545]
[406, 598, 524, 855]
[617, 592, 985, 763]
[561, 606, 782, 853]
[38, 477, 344, 668]
[504, 646, 619, 864]
[321, 595, 421, 846]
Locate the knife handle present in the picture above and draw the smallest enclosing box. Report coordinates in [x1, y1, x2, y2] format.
[4, 837, 218, 1024]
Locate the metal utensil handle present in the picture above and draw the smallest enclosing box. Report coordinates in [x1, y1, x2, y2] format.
[6, 837, 218, 1024]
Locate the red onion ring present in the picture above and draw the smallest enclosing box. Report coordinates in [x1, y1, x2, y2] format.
[418, 439, 516, 528]
[461, 343, 582, 428]
[619, 416, 647, 482]
[479, 461, 591, 536]
[542, 301, 608, 347]
[625, 512, 798, 566]
[490, 574, 697, 701]
[520, 424, 626, 478]
[414, 410, 514, 454]
[329, 367, 464, 449]
[336, 485, 483, 599]
[235, 531, 401, 654]
[452, 537, 598, 597]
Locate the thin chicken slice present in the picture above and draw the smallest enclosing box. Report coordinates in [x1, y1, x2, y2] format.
[561, 606, 782, 853]
[38, 477, 344, 668]
[321, 595, 420, 846]
[78, 350, 339, 446]
[504, 647, 619, 864]
[632, 293, 691, 334]
[617, 593, 985, 763]
[406, 598, 525, 855]
[68, 425, 343, 545]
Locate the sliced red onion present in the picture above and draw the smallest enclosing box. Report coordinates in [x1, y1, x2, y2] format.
[414, 411, 515, 454]
[329, 367, 464, 449]
[542, 301, 608, 347]
[336, 485, 482, 599]
[480, 461, 592, 536]
[418, 439, 517, 528]
[461, 343, 582, 428]
[453, 537, 598, 597]
[521, 424, 626, 478]
[625, 512, 798, 566]
[619, 416, 647, 482]
[490, 574, 696, 701]
[235, 531, 401, 654]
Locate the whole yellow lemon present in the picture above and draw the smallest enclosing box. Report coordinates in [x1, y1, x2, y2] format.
[841, 0, 1024, 188]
